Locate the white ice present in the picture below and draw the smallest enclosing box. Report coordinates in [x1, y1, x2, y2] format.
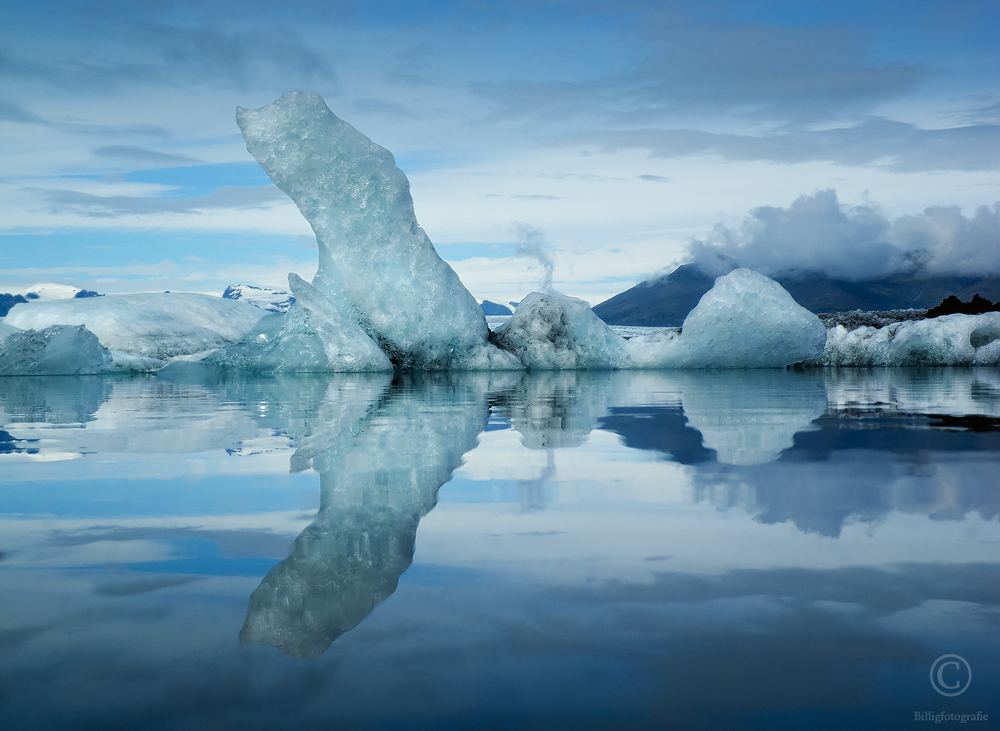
[493, 269, 826, 369]
[236, 92, 518, 370]
[0, 324, 112, 375]
[5, 293, 264, 361]
[222, 283, 295, 313]
[208, 274, 392, 372]
[817, 312, 1000, 366]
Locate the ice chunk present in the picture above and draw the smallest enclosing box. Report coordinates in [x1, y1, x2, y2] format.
[492, 270, 826, 370]
[0, 325, 112, 375]
[236, 92, 504, 369]
[817, 312, 1000, 366]
[0, 320, 22, 340]
[491, 292, 629, 369]
[5, 293, 263, 360]
[622, 269, 826, 368]
[208, 274, 392, 372]
[662, 269, 827, 368]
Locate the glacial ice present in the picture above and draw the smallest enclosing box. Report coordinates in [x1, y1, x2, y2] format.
[0, 325, 112, 376]
[5, 293, 264, 361]
[816, 312, 1000, 366]
[640, 268, 828, 368]
[491, 270, 826, 369]
[491, 292, 630, 369]
[237, 91, 517, 370]
[207, 274, 392, 372]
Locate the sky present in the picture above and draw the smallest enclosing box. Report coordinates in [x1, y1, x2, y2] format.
[1, 0, 999, 306]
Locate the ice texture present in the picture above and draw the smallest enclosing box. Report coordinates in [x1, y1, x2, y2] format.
[0, 325, 112, 375]
[652, 268, 828, 368]
[208, 274, 392, 372]
[5, 293, 264, 360]
[816, 312, 1000, 366]
[0, 320, 22, 340]
[491, 292, 629, 369]
[236, 92, 513, 370]
[491, 270, 826, 369]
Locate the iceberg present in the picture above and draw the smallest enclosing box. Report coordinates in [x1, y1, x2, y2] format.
[207, 274, 392, 372]
[490, 270, 826, 369]
[0, 325, 112, 376]
[491, 292, 630, 369]
[5, 293, 264, 361]
[237, 92, 518, 370]
[635, 268, 828, 369]
[817, 312, 1000, 366]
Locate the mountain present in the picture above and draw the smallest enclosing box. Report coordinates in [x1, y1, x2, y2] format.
[593, 265, 1000, 326]
[1, 284, 102, 317]
[222, 284, 295, 313]
[479, 300, 513, 316]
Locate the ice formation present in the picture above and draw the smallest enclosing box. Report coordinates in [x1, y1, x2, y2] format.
[492, 270, 826, 369]
[816, 312, 1000, 366]
[0, 325, 112, 376]
[647, 268, 828, 368]
[237, 92, 517, 370]
[5, 293, 263, 361]
[491, 292, 630, 369]
[208, 274, 392, 372]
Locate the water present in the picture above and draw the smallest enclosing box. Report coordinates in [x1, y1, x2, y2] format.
[1, 368, 998, 730]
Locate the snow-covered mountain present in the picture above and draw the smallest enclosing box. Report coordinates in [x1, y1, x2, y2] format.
[0, 283, 101, 317]
[222, 284, 295, 313]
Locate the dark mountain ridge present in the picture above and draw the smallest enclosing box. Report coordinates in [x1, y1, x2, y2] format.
[594, 265, 1000, 327]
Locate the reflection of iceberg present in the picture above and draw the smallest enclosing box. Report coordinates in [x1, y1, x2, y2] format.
[676, 371, 827, 465]
[240, 375, 490, 657]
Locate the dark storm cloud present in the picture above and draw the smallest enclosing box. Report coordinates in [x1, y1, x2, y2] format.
[558, 119, 1000, 173]
[688, 189, 1000, 279]
[33, 185, 286, 218]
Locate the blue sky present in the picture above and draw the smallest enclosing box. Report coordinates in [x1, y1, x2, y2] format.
[2, 0, 999, 304]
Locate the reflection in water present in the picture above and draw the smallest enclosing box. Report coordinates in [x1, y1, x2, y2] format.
[2, 368, 1000, 726]
[240, 374, 492, 657]
[4, 368, 1000, 657]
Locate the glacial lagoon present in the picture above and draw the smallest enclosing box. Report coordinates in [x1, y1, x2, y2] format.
[1, 368, 998, 729]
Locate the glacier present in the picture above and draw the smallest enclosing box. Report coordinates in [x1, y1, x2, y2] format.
[5, 293, 263, 362]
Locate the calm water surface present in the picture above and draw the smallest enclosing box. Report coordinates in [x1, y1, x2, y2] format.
[1, 368, 998, 730]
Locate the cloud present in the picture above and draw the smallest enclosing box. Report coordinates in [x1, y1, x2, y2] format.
[0, 23, 334, 94]
[687, 189, 1000, 279]
[0, 99, 45, 124]
[92, 146, 198, 166]
[476, 11, 925, 128]
[33, 186, 287, 218]
[558, 119, 1000, 173]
